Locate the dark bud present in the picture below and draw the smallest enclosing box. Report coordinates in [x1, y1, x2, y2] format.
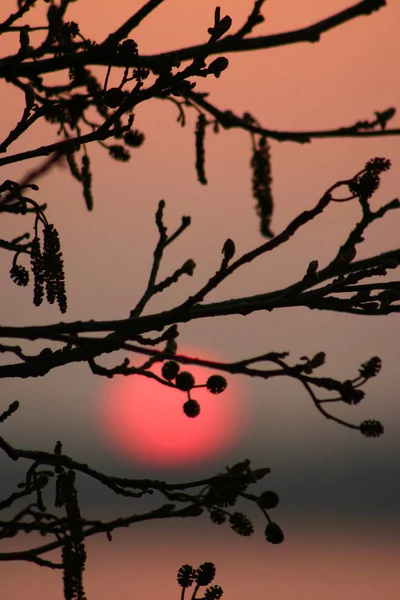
[227, 459, 250, 475]
[208, 15, 232, 39]
[207, 57, 229, 78]
[182, 216, 191, 227]
[360, 420, 384, 438]
[165, 338, 177, 356]
[161, 360, 180, 380]
[124, 130, 145, 147]
[349, 171, 380, 199]
[206, 375, 227, 394]
[229, 512, 254, 537]
[195, 562, 216, 586]
[258, 490, 279, 510]
[265, 522, 284, 544]
[205, 585, 224, 599]
[183, 399, 200, 418]
[175, 371, 195, 391]
[119, 38, 138, 56]
[210, 509, 226, 525]
[0, 400, 20, 423]
[374, 108, 395, 130]
[108, 145, 130, 162]
[365, 157, 391, 173]
[253, 467, 271, 481]
[304, 260, 318, 282]
[340, 381, 365, 405]
[103, 87, 125, 108]
[301, 352, 326, 373]
[359, 356, 382, 379]
[310, 351, 326, 369]
[222, 238, 235, 262]
[182, 259, 196, 276]
[164, 324, 179, 340]
[10, 264, 29, 286]
[177, 564, 195, 588]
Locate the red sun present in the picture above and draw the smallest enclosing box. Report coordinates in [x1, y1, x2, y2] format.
[97, 347, 246, 468]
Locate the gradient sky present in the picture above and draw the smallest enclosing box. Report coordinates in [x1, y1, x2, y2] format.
[1, 1, 400, 599]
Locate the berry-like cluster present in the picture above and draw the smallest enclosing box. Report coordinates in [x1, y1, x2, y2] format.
[349, 156, 391, 201]
[161, 360, 228, 418]
[177, 562, 223, 599]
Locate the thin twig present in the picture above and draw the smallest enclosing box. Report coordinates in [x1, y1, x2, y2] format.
[103, 0, 168, 45]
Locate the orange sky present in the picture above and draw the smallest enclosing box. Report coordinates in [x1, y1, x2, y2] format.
[1, 1, 400, 598]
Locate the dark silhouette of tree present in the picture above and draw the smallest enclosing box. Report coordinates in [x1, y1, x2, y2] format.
[0, 1, 398, 598]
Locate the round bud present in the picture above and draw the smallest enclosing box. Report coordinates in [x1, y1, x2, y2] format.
[359, 356, 382, 379]
[161, 360, 180, 381]
[359, 419, 384, 438]
[119, 39, 138, 55]
[175, 371, 195, 391]
[183, 399, 200, 418]
[195, 562, 216, 586]
[207, 56, 229, 78]
[258, 490, 279, 510]
[265, 522, 284, 544]
[103, 87, 124, 108]
[124, 130, 145, 147]
[206, 375, 227, 394]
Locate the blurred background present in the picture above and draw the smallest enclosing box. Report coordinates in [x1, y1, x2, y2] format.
[0, 1, 399, 598]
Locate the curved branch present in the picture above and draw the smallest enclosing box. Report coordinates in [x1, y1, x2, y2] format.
[0, 0, 387, 79]
[185, 91, 398, 143]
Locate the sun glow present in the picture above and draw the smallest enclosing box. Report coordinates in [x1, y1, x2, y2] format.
[98, 348, 246, 467]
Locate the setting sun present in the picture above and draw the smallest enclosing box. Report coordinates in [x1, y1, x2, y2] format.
[97, 348, 246, 468]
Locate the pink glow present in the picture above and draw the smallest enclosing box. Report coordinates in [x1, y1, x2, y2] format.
[98, 348, 246, 467]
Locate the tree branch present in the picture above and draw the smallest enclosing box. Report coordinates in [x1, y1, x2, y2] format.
[103, 0, 168, 45]
[0, 1, 387, 79]
[0, 127, 123, 167]
[185, 91, 398, 143]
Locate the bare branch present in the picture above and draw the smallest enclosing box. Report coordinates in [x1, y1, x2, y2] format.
[0, 0, 37, 34]
[0, 1, 387, 80]
[0, 127, 125, 167]
[103, 0, 168, 45]
[185, 91, 398, 143]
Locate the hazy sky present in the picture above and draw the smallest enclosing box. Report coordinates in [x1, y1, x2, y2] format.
[1, 1, 400, 599]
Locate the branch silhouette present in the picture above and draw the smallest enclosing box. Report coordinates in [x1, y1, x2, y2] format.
[0, 1, 397, 598]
